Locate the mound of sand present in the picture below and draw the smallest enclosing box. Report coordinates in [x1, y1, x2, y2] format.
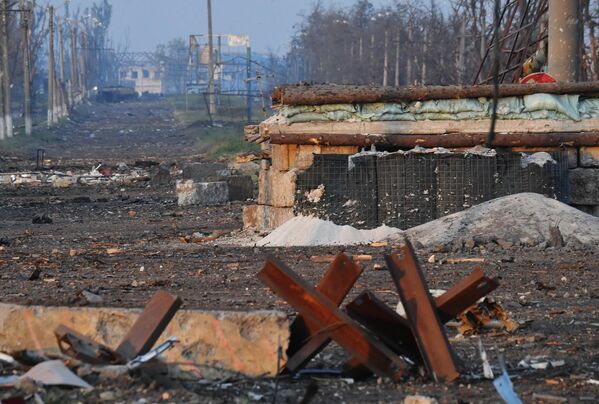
[256, 215, 401, 247]
[404, 193, 599, 248]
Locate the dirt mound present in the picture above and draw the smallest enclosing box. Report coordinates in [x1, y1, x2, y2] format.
[403, 193, 599, 248]
[256, 215, 401, 247]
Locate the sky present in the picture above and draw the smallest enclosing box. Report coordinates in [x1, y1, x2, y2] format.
[50, 0, 397, 55]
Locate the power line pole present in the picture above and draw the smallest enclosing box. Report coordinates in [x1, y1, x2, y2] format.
[20, 0, 32, 135]
[48, 6, 55, 126]
[206, 0, 216, 115]
[1, 0, 13, 137]
[58, 15, 67, 109]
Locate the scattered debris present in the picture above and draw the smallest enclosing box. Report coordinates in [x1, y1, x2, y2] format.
[457, 298, 520, 335]
[32, 214, 52, 225]
[21, 360, 92, 389]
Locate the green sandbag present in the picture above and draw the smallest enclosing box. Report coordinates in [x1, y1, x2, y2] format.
[523, 94, 580, 120]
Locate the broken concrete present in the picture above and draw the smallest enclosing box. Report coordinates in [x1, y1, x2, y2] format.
[176, 180, 229, 206]
[0, 303, 289, 377]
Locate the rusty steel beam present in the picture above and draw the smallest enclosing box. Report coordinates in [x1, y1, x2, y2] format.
[435, 267, 499, 323]
[116, 291, 183, 361]
[386, 242, 460, 382]
[55, 325, 121, 365]
[285, 253, 363, 373]
[258, 257, 407, 380]
[346, 291, 419, 360]
[269, 132, 599, 148]
[344, 268, 498, 378]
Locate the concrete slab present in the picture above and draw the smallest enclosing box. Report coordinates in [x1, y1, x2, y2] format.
[176, 180, 229, 206]
[0, 303, 289, 377]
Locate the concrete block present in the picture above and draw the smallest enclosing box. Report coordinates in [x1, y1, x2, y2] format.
[176, 180, 229, 206]
[569, 168, 599, 205]
[222, 175, 254, 201]
[292, 145, 321, 170]
[181, 162, 227, 181]
[0, 303, 289, 377]
[258, 169, 296, 207]
[579, 147, 599, 167]
[243, 204, 295, 230]
[271, 144, 289, 171]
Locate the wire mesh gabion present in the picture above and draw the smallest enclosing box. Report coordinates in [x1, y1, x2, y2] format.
[294, 149, 569, 229]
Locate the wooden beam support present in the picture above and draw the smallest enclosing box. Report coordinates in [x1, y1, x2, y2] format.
[269, 131, 599, 148]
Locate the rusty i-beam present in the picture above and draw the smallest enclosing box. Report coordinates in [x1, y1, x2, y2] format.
[258, 256, 408, 380]
[285, 253, 363, 373]
[386, 242, 460, 382]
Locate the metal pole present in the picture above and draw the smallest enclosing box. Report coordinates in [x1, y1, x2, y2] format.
[548, 0, 580, 82]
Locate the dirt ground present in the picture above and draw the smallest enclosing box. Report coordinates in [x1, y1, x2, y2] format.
[1, 99, 598, 403]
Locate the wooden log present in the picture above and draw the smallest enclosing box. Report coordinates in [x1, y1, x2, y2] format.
[273, 82, 599, 106]
[270, 131, 599, 148]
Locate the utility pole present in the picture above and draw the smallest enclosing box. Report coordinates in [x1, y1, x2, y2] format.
[548, 0, 580, 82]
[206, 0, 216, 115]
[48, 6, 55, 126]
[20, 0, 32, 135]
[1, 0, 13, 137]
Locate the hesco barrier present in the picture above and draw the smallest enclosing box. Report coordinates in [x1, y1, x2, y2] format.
[295, 150, 570, 229]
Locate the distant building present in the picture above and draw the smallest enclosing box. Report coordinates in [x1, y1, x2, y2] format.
[120, 65, 165, 95]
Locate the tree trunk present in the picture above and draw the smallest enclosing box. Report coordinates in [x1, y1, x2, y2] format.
[383, 28, 389, 86]
[21, 0, 32, 135]
[48, 6, 55, 126]
[394, 29, 400, 87]
[2, 0, 13, 137]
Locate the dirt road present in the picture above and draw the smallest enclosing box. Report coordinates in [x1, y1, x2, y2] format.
[0, 99, 597, 403]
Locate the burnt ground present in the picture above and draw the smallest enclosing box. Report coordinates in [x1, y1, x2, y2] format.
[0, 99, 598, 403]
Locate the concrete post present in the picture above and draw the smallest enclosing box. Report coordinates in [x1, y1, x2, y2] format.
[548, 0, 580, 82]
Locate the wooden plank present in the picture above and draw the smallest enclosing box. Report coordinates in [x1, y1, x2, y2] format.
[285, 253, 363, 373]
[270, 131, 599, 149]
[321, 145, 360, 155]
[262, 119, 599, 137]
[386, 242, 459, 382]
[258, 257, 406, 380]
